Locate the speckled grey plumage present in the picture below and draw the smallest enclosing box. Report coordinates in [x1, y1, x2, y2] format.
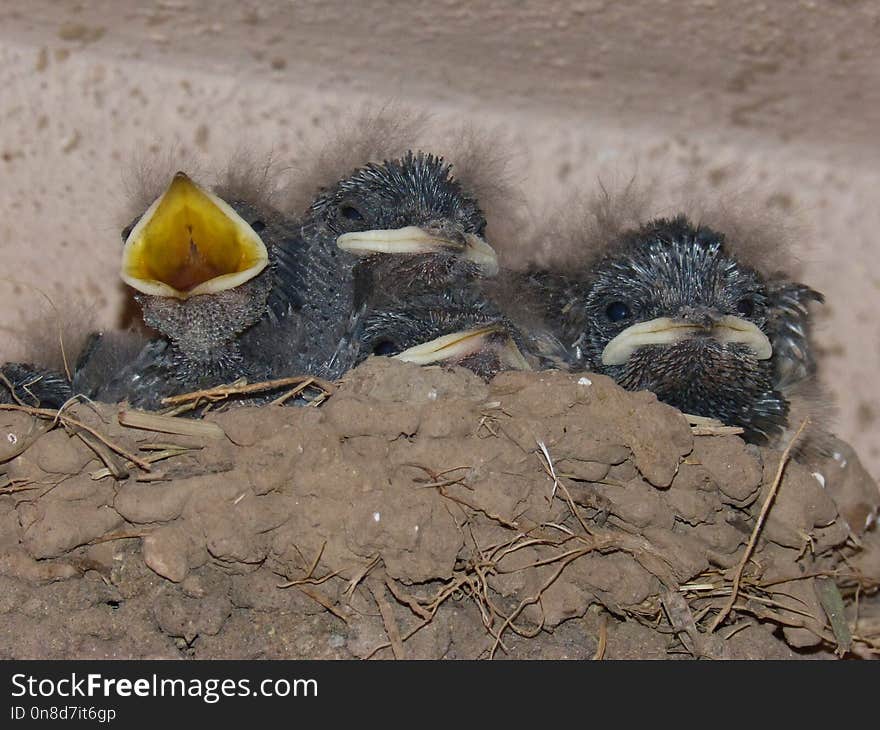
[525, 215, 823, 444]
[270, 150, 498, 380]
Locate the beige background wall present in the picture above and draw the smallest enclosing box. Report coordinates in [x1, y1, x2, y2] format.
[1, 0, 878, 475]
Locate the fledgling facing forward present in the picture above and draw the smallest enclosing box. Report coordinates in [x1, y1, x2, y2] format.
[106, 157, 315, 407]
[2, 160, 302, 410]
[528, 204, 824, 446]
[270, 113, 511, 378]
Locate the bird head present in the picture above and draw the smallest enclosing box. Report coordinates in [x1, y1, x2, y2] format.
[359, 292, 531, 380]
[120, 172, 278, 362]
[574, 215, 795, 441]
[308, 151, 499, 287]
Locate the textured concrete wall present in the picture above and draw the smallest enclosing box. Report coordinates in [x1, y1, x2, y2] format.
[1, 0, 878, 474]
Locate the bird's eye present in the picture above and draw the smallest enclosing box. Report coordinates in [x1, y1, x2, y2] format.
[736, 298, 755, 317]
[605, 301, 631, 323]
[120, 225, 133, 243]
[372, 339, 399, 356]
[339, 205, 365, 222]
[250, 220, 266, 233]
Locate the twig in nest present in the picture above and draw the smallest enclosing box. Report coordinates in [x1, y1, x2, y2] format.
[691, 425, 745, 436]
[683, 413, 723, 426]
[343, 555, 381, 599]
[370, 581, 405, 659]
[118, 409, 226, 439]
[815, 577, 852, 657]
[536, 440, 561, 502]
[160, 375, 336, 406]
[593, 612, 608, 660]
[535, 439, 592, 536]
[89, 446, 195, 480]
[662, 588, 723, 658]
[76, 430, 129, 480]
[0, 371, 28, 407]
[384, 578, 432, 621]
[0, 403, 150, 471]
[437, 485, 520, 530]
[297, 585, 350, 624]
[684, 410, 744, 435]
[89, 529, 151, 544]
[0, 399, 52, 464]
[276, 542, 342, 588]
[269, 377, 321, 406]
[490, 550, 583, 659]
[708, 417, 810, 633]
[0, 481, 39, 495]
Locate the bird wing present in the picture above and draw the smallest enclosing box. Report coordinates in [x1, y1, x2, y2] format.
[265, 226, 310, 324]
[0, 362, 73, 409]
[764, 278, 824, 391]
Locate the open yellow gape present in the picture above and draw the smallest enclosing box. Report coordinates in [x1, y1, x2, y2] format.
[121, 172, 268, 299]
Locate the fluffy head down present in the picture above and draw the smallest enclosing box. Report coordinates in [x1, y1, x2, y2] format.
[358, 289, 530, 380]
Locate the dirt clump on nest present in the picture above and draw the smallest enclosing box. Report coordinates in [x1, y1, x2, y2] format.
[1, 358, 878, 659]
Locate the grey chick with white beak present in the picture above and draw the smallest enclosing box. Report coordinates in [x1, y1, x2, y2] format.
[269, 118, 508, 379]
[330, 151, 498, 301]
[532, 213, 824, 447]
[357, 288, 532, 380]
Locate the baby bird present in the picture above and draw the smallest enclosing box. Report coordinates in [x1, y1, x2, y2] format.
[273, 148, 502, 379]
[2, 167, 302, 410]
[358, 289, 531, 380]
[533, 214, 823, 445]
[101, 168, 306, 407]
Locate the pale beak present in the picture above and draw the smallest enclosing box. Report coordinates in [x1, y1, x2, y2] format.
[393, 325, 531, 370]
[336, 226, 498, 276]
[121, 172, 269, 300]
[601, 315, 773, 366]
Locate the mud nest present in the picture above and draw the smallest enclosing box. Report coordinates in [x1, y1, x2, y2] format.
[1, 359, 878, 659]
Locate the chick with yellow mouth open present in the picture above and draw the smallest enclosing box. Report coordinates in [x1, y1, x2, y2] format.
[4, 168, 293, 409]
[59, 168, 304, 409]
[120, 171, 270, 301]
[119, 171, 272, 359]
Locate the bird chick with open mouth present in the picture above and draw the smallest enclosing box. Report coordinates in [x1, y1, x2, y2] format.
[536, 213, 823, 445]
[358, 289, 531, 380]
[1, 164, 303, 410]
[105, 165, 308, 406]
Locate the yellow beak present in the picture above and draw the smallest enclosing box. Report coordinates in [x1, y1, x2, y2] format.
[120, 172, 269, 300]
